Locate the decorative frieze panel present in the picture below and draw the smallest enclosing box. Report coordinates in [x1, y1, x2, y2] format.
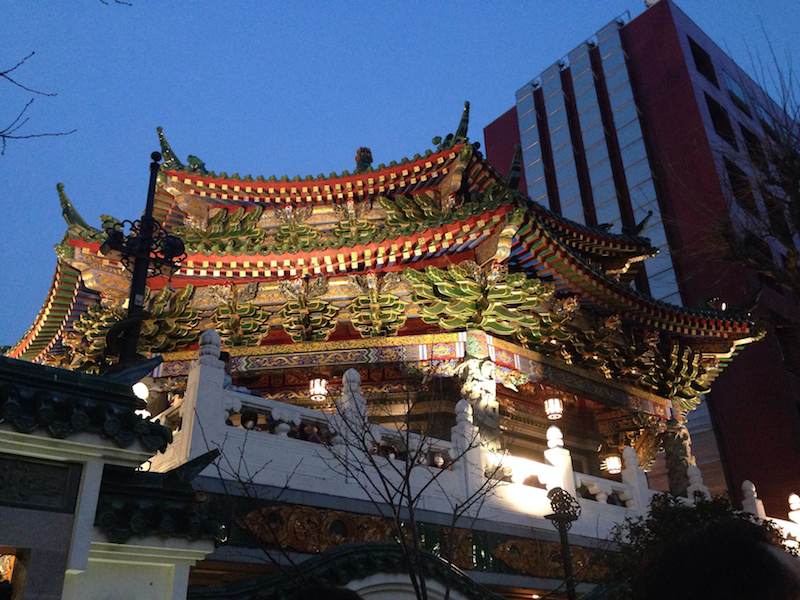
[0, 454, 81, 513]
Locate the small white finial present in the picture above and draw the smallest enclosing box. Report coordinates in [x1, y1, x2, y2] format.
[622, 445, 639, 469]
[200, 329, 221, 351]
[546, 425, 564, 449]
[742, 480, 757, 499]
[343, 368, 361, 387]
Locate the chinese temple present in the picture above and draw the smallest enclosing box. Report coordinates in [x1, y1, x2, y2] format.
[7, 103, 794, 598]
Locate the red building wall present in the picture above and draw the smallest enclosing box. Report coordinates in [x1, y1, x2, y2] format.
[483, 106, 527, 193]
[622, 0, 800, 517]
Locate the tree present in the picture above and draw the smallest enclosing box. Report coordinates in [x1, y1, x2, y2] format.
[0, 52, 75, 155]
[592, 493, 797, 599]
[320, 368, 507, 600]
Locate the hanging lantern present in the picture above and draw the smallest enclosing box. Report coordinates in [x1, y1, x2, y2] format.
[601, 453, 623, 475]
[309, 378, 329, 403]
[544, 397, 564, 420]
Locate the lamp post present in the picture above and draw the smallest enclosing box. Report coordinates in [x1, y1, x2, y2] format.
[546, 486, 581, 600]
[101, 151, 186, 366]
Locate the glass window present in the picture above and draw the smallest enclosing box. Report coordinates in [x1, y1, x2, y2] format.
[592, 176, 617, 204]
[603, 63, 630, 90]
[629, 180, 658, 207]
[621, 140, 648, 168]
[740, 124, 767, 171]
[525, 159, 545, 181]
[633, 199, 660, 224]
[595, 198, 621, 224]
[612, 101, 639, 128]
[585, 139, 609, 167]
[641, 220, 668, 248]
[648, 266, 680, 300]
[517, 94, 535, 116]
[660, 291, 683, 306]
[518, 110, 536, 130]
[688, 37, 718, 87]
[548, 109, 568, 131]
[616, 120, 643, 149]
[705, 94, 738, 149]
[590, 160, 613, 184]
[624, 158, 653, 187]
[608, 82, 635, 109]
[582, 121, 605, 149]
[755, 103, 779, 139]
[521, 127, 540, 151]
[723, 71, 751, 116]
[601, 49, 626, 72]
[724, 158, 758, 214]
[761, 187, 792, 241]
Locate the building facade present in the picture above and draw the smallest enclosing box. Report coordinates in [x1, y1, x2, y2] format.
[483, 0, 800, 516]
[6, 104, 799, 596]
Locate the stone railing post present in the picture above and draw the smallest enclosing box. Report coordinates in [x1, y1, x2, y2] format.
[621, 446, 651, 511]
[184, 329, 239, 461]
[788, 494, 800, 525]
[686, 464, 710, 500]
[450, 399, 484, 501]
[543, 425, 576, 497]
[741, 480, 767, 519]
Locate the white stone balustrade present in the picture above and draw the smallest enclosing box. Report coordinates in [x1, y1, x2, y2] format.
[148, 330, 800, 546]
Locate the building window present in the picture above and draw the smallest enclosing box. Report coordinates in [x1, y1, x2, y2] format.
[740, 124, 767, 171]
[756, 103, 779, 140]
[723, 71, 751, 116]
[724, 158, 757, 214]
[706, 94, 738, 149]
[689, 37, 718, 87]
[761, 187, 792, 242]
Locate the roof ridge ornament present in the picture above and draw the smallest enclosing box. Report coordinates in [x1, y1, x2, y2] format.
[156, 126, 184, 171]
[455, 100, 470, 140]
[354, 147, 373, 174]
[432, 100, 471, 150]
[57, 182, 91, 230]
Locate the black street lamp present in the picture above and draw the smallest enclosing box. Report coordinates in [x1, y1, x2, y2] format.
[546, 486, 582, 600]
[101, 151, 186, 366]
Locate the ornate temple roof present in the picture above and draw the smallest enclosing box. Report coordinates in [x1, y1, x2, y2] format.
[6, 103, 762, 411]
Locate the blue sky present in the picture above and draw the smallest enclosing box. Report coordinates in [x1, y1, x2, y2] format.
[1, 0, 798, 345]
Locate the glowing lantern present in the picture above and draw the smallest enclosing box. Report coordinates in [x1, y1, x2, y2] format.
[309, 378, 329, 403]
[544, 397, 564, 420]
[132, 382, 149, 401]
[601, 454, 623, 475]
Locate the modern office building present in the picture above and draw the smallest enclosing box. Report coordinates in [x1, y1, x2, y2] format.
[484, 0, 800, 516]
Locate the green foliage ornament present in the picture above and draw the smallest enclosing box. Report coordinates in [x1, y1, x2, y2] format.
[214, 285, 270, 346]
[278, 277, 339, 342]
[175, 206, 267, 254]
[64, 285, 201, 370]
[404, 261, 555, 338]
[348, 272, 406, 337]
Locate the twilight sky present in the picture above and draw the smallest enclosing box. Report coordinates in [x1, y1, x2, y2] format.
[1, 0, 798, 346]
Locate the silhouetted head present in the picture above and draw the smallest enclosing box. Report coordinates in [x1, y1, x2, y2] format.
[633, 519, 800, 600]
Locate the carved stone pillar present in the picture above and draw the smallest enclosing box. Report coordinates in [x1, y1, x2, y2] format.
[662, 419, 696, 497]
[456, 356, 500, 449]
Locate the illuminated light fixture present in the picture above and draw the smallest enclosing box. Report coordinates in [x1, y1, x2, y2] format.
[789, 494, 800, 525]
[309, 377, 329, 403]
[601, 454, 623, 475]
[544, 397, 564, 420]
[132, 382, 150, 401]
[546, 425, 564, 449]
[240, 410, 258, 430]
